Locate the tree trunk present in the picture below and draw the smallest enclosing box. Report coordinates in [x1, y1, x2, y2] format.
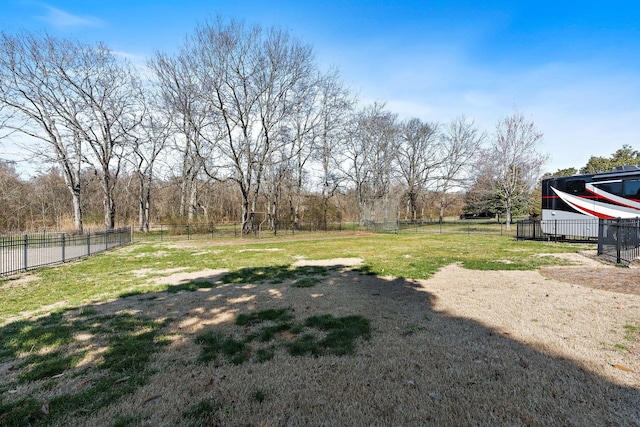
[188, 179, 197, 222]
[101, 172, 116, 230]
[439, 192, 446, 223]
[70, 184, 83, 234]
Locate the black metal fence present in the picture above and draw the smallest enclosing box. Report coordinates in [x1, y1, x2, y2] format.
[597, 218, 640, 265]
[0, 227, 132, 277]
[396, 219, 516, 236]
[517, 218, 640, 265]
[132, 221, 359, 241]
[516, 219, 599, 243]
[133, 219, 520, 240]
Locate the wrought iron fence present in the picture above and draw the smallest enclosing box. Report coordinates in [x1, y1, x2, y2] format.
[133, 219, 519, 241]
[598, 218, 640, 265]
[0, 227, 132, 277]
[517, 218, 640, 265]
[396, 219, 516, 236]
[516, 219, 598, 243]
[132, 221, 358, 241]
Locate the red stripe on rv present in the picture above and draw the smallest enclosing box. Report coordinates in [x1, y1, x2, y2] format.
[566, 202, 615, 219]
[586, 189, 640, 211]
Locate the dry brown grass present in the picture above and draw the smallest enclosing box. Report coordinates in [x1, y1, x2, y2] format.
[38, 256, 640, 426]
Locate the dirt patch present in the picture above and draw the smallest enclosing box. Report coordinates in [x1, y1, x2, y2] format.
[540, 251, 640, 296]
[0, 273, 38, 290]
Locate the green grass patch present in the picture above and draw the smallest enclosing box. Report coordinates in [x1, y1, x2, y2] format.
[118, 290, 144, 298]
[195, 331, 249, 365]
[0, 397, 42, 427]
[182, 399, 223, 427]
[251, 389, 267, 403]
[623, 324, 640, 341]
[112, 414, 144, 427]
[236, 308, 293, 326]
[291, 314, 371, 356]
[166, 280, 218, 294]
[0, 310, 169, 425]
[0, 313, 77, 360]
[292, 277, 321, 288]
[614, 343, 629, 351]
[220, 265, 327, 285]
[18, 351, 83, 383]
[196, 308, 371, 364]
[255, 346, 276, 362]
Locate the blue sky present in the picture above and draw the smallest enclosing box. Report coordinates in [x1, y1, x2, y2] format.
[1, 0, 639, 174]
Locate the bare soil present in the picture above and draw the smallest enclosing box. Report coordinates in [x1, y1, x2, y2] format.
[39, 252, 638, 426]
[540, 252, 640, 296]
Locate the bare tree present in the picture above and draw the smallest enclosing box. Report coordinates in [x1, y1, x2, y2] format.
[130, 100, 171, 232]
[66, 44, 144, 229]
[342, 102, 399, 225]
[437, 116, 485, 222]
[149, 47, 219, 222]
[396, 117, 441, 222]
[283, 71, 322, 231]
[274, 67, 354, 232]
[314, 69, 355, 229]
[185, 18, 317, 233]
[0, 31, 85, 232]
[0, 31, 144, 230]
[482, 112, 546, 229]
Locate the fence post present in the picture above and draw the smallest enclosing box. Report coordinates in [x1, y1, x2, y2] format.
[616, 217, 622, 264]
[61, 233, 65, 263]
[597, 219, 603, 255]
[23, 234, 28, 272]
[87, 231, 91, 255]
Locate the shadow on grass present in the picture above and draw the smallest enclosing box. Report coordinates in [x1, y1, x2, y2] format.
[220, 265, 328, 285]
[0, 264, 639, 426]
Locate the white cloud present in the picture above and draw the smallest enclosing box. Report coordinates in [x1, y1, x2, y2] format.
[37, 4, 103, 29]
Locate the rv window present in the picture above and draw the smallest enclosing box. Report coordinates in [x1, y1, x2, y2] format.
[565, 180, 585, 193]
[597, 181, 623, 197]
[623, 180, 640, 198]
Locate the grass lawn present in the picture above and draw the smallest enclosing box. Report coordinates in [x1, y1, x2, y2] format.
[2, 233, 616, 426]
[0, 233, 585, 321]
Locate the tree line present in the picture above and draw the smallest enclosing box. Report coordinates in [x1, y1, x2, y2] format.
[0, 18, 549, 234]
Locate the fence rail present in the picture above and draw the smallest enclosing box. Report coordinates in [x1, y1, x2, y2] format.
[132, 221, 361, 241]
[132, 219, 519, 241]
[0, 227, 132, 277]
[516, 219, 598, 243]
[517, 218, 640, 265]
[598, 218, 640, 265]
[396, 219, 516, 236]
